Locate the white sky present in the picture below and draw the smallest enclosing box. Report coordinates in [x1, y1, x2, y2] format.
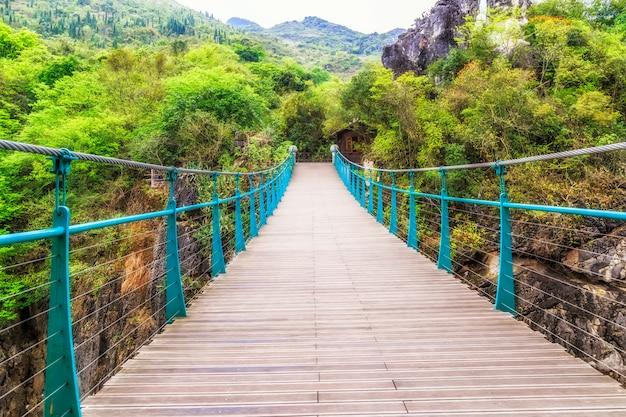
[175, 0, 438, 33]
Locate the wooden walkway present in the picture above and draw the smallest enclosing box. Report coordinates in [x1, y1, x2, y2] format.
[83, 163, 626, 416]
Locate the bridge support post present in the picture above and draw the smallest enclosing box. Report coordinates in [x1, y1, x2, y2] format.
[45, 150, 82, 417]
[368, 172, 374, 215]
[211, 174, 226, 277]
[353, 170, 358, 201]
[437, 169, 452, 272]
[494, 164, 516, 315]
[376, 175, 384, 224]
[249, 175, 258, 238]
[408, 173, 418, 249]
[266, 173, 273, 218]
[234, 174, 246, 253]
[272, 172, 277, 214]
[164, 170, 187, 322]
[270, 173, 275, 215]
[348, 168, 354, 197]
[360, 169, 366, 208]
[259, 174, 266, 226]
[390, 173, 398, 234]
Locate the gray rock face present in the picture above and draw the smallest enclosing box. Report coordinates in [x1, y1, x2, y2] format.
[563, 226, 626, 284]
[382, 0, 531, 75]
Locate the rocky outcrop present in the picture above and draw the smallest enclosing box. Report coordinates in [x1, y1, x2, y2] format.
[382, 0, 531, 75]
[563, 226, 626, 285]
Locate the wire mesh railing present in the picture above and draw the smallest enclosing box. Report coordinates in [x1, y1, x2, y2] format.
[0, 142, 296, 417]
[331, 143, 626, 383]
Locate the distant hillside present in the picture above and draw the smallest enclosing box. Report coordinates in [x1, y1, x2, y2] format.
[0, 0, 232, 46]
[227, 17, 263, 32]
[230, 16, 403, 57]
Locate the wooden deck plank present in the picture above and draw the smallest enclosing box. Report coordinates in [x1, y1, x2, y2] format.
[82, 163, 626, 417]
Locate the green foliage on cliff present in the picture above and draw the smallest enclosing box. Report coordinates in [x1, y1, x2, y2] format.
[331, 1, 626, 188]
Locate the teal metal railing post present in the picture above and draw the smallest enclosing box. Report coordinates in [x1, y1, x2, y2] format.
[437, 168, 452, 272]
[266, 171, 273, 217]
[259, 173, 267, 226]
[494, 164, 516, 315]
[407, 172, 418, 249]
[272, 172, 279, 215]
[164, 169, 187, 322]
[44, 149, 82, 417]
[348, 167, 354, 196]
[211, 174, 226, 277]
[376, 174, 384, 224]
[359, 168, 366, 208]
[249, 175, 258, 238]
[389, 173, 398, 234]
[234, 174, 246, 253]
[368, 170, 374, 215]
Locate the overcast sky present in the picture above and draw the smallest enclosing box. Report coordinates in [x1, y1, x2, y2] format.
[175, 0, 437, 33]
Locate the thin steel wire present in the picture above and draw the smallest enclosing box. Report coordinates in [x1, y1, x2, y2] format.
[511, 217, 623, 239]
[0, 305, 58, 336]
[70, 240, 168, 278]
[511, 232, 611, 258]
[511, 261, 626, 310]
[0, 280, 54, 303]
[0, 254, 55, 272]
[70, 256, 165, 303]
[72, 267, 173, 326]
[18, 382, 65, 417]
[77, 283, 177, 376]
[452, 241, 626, 332]
[497, 284, 626, 376]
[0, 356, 62, 402]
[69, 229, 159, 255]
[74, 276, 172, 352]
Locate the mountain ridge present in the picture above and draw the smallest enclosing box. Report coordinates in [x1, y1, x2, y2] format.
[228, 15, 404, 56]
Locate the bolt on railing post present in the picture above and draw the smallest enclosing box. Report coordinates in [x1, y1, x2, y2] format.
[164, 169, 187, 322]
[389, 173, 398, 234]
[407, 172, 418, 250]
[259, 173, 267, 226]
[211, 174, 226, 277]
[234, 174, 246, 254]
[368, 170, 374, 215]
[45, 150, 82, 417]
[437, 168, 452, 272]
[494, 164, 516, 315]
[249, 175, 258, 238]
[376, 174, 384, 224]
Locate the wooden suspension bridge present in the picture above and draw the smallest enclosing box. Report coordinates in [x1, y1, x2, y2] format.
[80, 163, 626, 417]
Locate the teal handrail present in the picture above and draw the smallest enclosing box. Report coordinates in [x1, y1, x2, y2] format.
[0, 141, 297, 417]
[331, 143, 626, 317]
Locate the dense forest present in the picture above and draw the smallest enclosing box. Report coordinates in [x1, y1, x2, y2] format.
[0, 0, 231, 46]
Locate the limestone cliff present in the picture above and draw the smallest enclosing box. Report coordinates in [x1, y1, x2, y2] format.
[382, 0, 531, 75]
